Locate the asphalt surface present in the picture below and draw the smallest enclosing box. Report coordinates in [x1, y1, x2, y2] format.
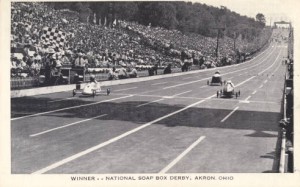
[11, 42, 287, 174]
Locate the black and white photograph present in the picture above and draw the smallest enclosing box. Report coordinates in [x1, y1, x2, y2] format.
[1, 0, 299, 186]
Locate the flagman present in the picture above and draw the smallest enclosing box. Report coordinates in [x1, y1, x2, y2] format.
[74, 53, 86, 68]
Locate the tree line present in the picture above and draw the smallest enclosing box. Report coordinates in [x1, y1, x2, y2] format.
[47, 1, 267, 41]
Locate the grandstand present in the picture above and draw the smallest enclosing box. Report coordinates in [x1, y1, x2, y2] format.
[11, 2, 272, 89]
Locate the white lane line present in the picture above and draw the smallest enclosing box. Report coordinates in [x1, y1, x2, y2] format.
[11, 95, 133, 121]
[114, 87, 137, 92]
[264, 80, 268, 84]
[245, 96, 251, 101]
[238, 73, 243, 76]
[200, 85, 207, 88]
[30, 114, 107, 137]
[48, 97, 75, 103]
[32, 94, 215, 174]
[163, 77, 209, 89]
[159, 136, 206, 174]
[136, 98, 165, 108]
[252, 90, 257, 95]
[248, 100, 279, 104]
[221, 106, 239, 123]
[135, 90, 192, 107]
[239, 100, 250, 104]
[113, 93, 204, 100]
[270, 60, 283, 76]
[151, 82, 168, 86]
[258, 50, 282, 76]
[171, 90, 192, 97]
[235, 76, 256, 87]
[259, 85, 263, 88]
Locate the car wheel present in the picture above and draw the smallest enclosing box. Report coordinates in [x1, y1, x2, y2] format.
[73, 90, 76, 97]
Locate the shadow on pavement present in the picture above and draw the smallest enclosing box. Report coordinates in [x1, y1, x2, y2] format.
[12, 96, 281, 134]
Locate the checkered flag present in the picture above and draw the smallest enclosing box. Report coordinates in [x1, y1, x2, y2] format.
[41, 27, 66, 48]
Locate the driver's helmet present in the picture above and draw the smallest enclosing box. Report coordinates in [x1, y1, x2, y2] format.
[215, 70, 220, 74]
[226, 80, 233, 86]
[90, 74, 95, 82]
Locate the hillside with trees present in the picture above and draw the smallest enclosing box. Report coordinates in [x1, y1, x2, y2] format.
[47, 1, 267, 42]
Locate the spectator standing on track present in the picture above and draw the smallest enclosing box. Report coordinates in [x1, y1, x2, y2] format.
[163, 64, 172, 74]
[108, 67, 117, 80]
[153, 64, 158, 75]
[118, 66, 128, 79]
[148, 64, 158, 76]
[128, 66, 138, 78]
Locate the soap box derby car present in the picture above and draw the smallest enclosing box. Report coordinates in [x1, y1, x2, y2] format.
[207, 71, 224, 86]
[73, 81, 110, 97]
[72, 75, 110, 97]
[217, 80, 240, 98]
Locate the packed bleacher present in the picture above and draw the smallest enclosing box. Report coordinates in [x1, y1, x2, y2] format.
[10, 2, 272, 87]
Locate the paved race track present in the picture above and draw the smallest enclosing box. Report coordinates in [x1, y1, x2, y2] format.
[11, 42, 288, 174]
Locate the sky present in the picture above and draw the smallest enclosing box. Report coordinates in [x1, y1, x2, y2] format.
[191, 0, 298, 26]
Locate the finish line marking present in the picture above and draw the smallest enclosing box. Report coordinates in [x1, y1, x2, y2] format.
[159, 136, 206, 173]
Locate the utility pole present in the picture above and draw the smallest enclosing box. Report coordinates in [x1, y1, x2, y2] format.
[233, 32, 236, 52]
[212, 27, 225, 58]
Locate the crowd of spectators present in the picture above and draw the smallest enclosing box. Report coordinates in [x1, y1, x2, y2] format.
[11, 2, 272, 81]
